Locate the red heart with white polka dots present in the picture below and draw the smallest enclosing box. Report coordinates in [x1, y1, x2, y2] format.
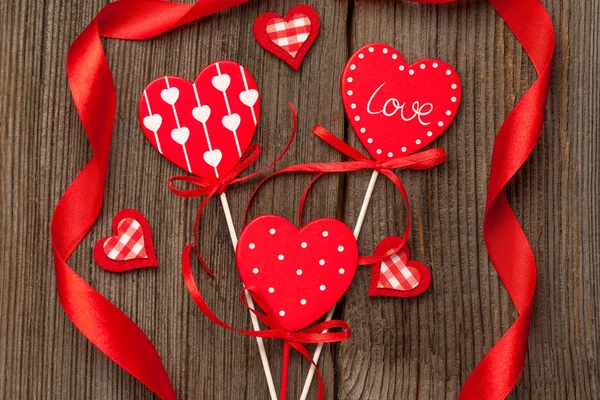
[237, 215, 358, 332]
[341, 43, 462, 160]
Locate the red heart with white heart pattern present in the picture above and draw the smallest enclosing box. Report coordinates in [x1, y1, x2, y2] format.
[237, 215, 358, 332]
[253, 5, 320, 70]
[93, 209, 158, 273]
[139, 61, 260, 180]
[368, 236, 431, 298]
[341, 43, 462, 160]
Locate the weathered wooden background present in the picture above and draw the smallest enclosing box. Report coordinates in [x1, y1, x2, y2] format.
[1, 0, 599, 398]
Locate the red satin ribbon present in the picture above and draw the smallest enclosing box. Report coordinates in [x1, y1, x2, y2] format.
[53, 1, 252, 398]
[181, 245, 350, 400]
[53, 0, 553, 399]
[242, 124, 447, 266]
[457, 0, 554, 398]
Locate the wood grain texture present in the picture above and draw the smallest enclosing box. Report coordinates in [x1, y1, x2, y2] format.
[0, 0, 598, 399]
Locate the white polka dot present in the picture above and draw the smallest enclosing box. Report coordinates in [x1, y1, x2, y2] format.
[301, 242, 307, 248]
[351, 103, 357, 109]
[319, 259, 325, 266]
[268, 287, 275, 293]
[347, 77, 353, 83]
[347, 90, 353, 96]
[401, 147, 407, 152]
[399, 65, 405, 71]
[354, 116, 360, 122]
[360, 128, 366, 133]
[409, 69, 415, 75]
[338, 246, 344, 252]
[427, 131, 433, 137]
[358, 53, 364, 59]
[369, 47, 374, 52]
[420, 63, 426, 69]
[296, 269, 303, 275]
[300, 299, 307, 305]
[433, 62, 439, 68]
[451, 97, 457, 102]
[416, 139, 421, 145]
[252, 268, 259, 274]
[388, 152, 393, 158]
[438, 121, 444, 127]
[279, 310, 285, 316]
[446, 69, 452, 75]
[392, 54, 398, 60]
[350, 64, 356, 70]
[376, 149, 382, 155]
[452, 83, 457, 89]
[320, 285, 326, 291]
[367, 138, 373, 144]
[322, 231, 329, 237]
[383, 48, 389, 54]
[249, 243, 255, 249]
[278, 254, 284, 261]
[446, 110, 452, 116]
[270, 228, 276, 235]
[339, 268, 345, 274]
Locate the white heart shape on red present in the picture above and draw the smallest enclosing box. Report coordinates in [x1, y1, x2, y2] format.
[341, 43, 462, 160]
[222, 114, 241, 132]
[171, 127, 190, 145]
[160, 87, 180, 105]
[212, 74, 231, 92]
[239, 89, 259, 107]
[192, 105, 211, 124]
[143, 114, 162, 132]
[203, 149, 222, 167]
[237, 215, 358, 332]
[138, 62, 260, 180]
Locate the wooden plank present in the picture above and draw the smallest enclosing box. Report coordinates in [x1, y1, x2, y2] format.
[337, 0, 600, 399]
[0, 0, 349, 399]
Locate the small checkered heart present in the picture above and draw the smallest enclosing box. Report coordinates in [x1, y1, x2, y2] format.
[93, 209, 158, 273]
[368, 236, 431, 298]
[237, 215, 358, 332]
[253, 5, 320, 70]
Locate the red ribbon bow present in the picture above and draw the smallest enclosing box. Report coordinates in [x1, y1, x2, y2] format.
[241, 124, 447, 266]
[168, 104, 297, 277]
[181, 244, 350, 400]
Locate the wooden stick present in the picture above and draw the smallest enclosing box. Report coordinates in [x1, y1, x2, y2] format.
[299, 170, 380, 400]
[219, 193, 279, 400]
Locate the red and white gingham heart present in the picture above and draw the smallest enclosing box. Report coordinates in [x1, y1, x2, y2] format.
[266, 14, 312, 57]
[377, 247, 420, 291]
[103, 218, 147, 261]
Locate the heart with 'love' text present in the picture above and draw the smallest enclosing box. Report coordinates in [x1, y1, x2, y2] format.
[237, 215, 358, 332]
[341, 43, 462, 160]
[139, 61, 260, 180]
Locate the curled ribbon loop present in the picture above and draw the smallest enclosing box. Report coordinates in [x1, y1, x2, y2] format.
[182, 244, 350, 400]
[169, 104, 297, 277]
[242, 124, 447, 266]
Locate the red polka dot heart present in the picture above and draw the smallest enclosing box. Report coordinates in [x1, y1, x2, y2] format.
[237, 215, 358, 332]
[341, 43, 462, 160]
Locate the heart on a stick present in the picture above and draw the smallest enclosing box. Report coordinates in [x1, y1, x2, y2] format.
[139, 61, 260, 180]
[93, 209, 158, 273]
[341, 43, 462, 160]
[253, 5, 320, 70]
[237, 215, 358, 332]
